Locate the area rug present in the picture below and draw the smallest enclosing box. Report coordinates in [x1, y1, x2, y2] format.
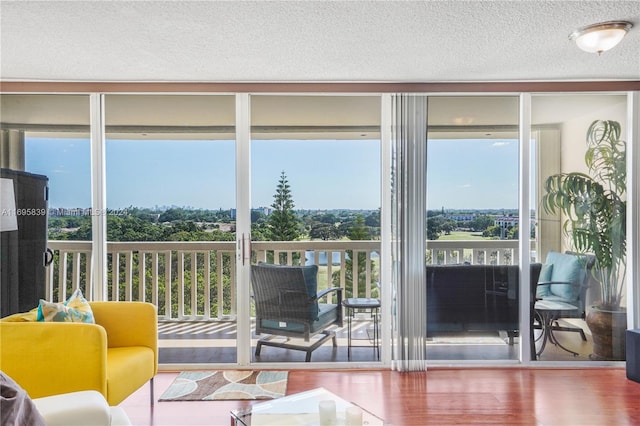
[159, 370, 288, 401]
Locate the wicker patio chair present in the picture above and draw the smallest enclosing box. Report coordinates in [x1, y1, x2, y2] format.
[251, 263, 343, 362]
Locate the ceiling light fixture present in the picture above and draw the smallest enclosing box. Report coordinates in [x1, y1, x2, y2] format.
[569, 21, 633, 54]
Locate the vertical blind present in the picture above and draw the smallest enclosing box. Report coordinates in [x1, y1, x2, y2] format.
[391, 94, 428, 371]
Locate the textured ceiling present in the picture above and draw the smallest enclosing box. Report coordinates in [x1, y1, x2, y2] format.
[1, 1, 639, 83]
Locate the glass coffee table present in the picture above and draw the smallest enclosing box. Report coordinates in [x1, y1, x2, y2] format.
[230, 387, 387, 425]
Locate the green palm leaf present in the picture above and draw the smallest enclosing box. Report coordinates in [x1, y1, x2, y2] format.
[541, 120, 626, 309]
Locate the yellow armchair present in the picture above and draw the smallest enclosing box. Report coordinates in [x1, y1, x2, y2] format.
[0, 301, 157, 406]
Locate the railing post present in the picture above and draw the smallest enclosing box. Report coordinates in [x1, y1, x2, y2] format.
[58, 251, 68, 302]
[190, 251, 197, 318]
[46, 252, 54, 301]
[204, 251, 211, 319]
[217, 251, 224, 319]
[112, 253, 120, 301]
[138, 252, 146, 302]
[152, 252, 159, 307]
[178, 252, 185, 318]
[230, 253, 237, 317]
[85, 252, 92, 300]
[340, 251, 346, 295]
[326, 251, 333, 291]
[124, 251, 132, 301]
[72, 252, 81, 292]
[164, 250, 172, 319]
[366, 250, 372, 297]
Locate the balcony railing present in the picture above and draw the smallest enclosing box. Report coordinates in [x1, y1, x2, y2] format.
[46, 239, 524, 321]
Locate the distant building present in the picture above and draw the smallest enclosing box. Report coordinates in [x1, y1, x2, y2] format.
[250, 207, 271, 216]
[444, 213, 476, 223]
[494, 215, 519, 228]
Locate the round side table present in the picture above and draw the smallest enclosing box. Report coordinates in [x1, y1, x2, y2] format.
[534, 299, 580, 357]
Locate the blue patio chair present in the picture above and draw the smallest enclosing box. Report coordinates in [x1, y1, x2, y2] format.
[535, 251, 596, 340]
[251, 263, 343, 362]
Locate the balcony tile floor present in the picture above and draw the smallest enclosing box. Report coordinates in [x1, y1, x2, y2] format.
[158, 318, 594, 364]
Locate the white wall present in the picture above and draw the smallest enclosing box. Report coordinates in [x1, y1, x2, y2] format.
[560, 95, 627, 174]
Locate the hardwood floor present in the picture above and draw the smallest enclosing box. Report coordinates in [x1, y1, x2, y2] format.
[121, 368, 640, 425]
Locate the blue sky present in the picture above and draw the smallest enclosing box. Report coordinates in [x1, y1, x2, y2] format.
[426, 138, 519, 210]
[25, 137, 518, 211]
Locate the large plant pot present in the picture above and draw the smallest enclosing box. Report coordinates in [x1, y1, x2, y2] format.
[586, 306, 627, 361]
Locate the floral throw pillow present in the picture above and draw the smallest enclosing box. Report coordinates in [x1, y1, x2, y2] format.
[37, 289, 95, 323]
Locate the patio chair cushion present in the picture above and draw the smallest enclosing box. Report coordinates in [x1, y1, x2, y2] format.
[539, 263, 553, 282]
[257, 262, 319, 320]
[536, 251, 586, 302]
[260, 302, 339, 334]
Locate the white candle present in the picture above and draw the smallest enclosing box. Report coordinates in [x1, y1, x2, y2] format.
[318, 400, 337, 425]
[346, 406, 363, 425]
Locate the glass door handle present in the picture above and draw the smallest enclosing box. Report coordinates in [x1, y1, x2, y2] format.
[240, 233, 251, 265]
[44, 248, 54, 266]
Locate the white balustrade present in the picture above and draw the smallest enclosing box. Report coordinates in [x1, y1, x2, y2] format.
[45, 239, 525, 320]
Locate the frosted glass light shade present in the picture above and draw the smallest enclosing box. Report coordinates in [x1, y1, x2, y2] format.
[570, 21, 633, 54]
[0, 178, 18, 232]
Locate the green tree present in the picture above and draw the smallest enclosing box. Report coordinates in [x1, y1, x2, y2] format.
[441, 220, 456, 235]
[251, 209, 266, 223]
[427, 215, 445, 240]
[365, 209, 380, 227]
[483, 224, 501, 238]
[348, 214, 370, 240]
[250, 222, 269, 241]
[158, 208, 186, 222]
[312, 212, 338, 224]
[309, 222, 339, 240]
[471, 215, 494, 232]
[266, 171, 300, 242]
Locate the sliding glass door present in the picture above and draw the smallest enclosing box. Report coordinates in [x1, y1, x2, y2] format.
[530, 93, 629, 362]
[1, 94, 92, 304]
[3, 89, 633, 368]
[249, 95, 382, 364]
[104, 94, 238, 364]
[424, 96, 522, 362]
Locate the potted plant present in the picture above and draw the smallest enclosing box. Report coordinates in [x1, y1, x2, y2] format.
[541, 119, 627, 360]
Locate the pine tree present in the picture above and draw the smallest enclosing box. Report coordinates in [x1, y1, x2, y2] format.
[267, 171, 300, 242]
